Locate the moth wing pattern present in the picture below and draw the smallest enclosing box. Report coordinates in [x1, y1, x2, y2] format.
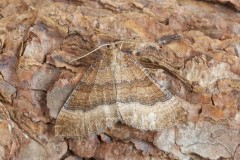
[55, 51, 119, 137]
[55, 48, 188, 137]
[114, 49, 187, 130]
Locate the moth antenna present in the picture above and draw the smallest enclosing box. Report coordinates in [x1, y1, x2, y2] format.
[69, 40, 137, 63]
[69, 43, 112, 63]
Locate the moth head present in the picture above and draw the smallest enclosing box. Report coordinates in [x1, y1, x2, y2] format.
[121, 49, 141, 57]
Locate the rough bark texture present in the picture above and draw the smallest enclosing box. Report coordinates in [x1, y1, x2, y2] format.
[0, 0, 239, 160]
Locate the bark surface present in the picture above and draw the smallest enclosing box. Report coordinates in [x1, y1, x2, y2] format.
[0, 0, 239, 159]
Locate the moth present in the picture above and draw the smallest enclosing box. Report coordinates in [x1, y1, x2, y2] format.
[55, 36, 189, 137]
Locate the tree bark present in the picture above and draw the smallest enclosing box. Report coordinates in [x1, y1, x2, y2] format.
[0, 0, 239, 159]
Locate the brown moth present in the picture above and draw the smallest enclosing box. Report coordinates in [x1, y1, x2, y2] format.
[55, 44, 188, 137]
